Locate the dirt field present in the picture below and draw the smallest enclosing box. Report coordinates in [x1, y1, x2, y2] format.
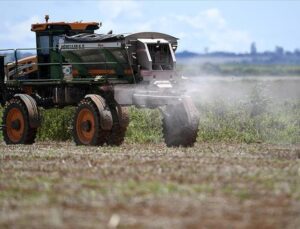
[0, 142, 299, 228]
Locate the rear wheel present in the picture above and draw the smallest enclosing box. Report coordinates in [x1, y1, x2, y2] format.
[3, 98, 37, 144]
[73, 98, 109, 146]
[162, 98, 199, 147]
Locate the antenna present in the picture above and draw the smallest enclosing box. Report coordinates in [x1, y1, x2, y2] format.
[45, 15, 49, 23]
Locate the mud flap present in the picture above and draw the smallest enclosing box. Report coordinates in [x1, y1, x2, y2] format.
[14, 94, 41, 128]
[181, 97, 200, 129]
[116, 104, 130, 128]
[85, 94, 113, 131]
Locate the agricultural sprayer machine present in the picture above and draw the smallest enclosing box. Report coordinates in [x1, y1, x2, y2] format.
[0, 16, 199, 146]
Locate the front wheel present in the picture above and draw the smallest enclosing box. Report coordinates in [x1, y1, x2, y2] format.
[2, 98, 37, 144]
[161, 98, 199, 147]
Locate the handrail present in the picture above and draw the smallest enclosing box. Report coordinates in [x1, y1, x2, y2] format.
[8, 62, 119, 67]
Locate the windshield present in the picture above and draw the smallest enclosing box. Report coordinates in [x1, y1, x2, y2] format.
[147, 43, 173, 70]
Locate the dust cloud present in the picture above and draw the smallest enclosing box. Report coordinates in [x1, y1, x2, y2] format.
[177, 63, 300, 144]
[184, 76, 300, 105]
[178, 61, 300, 105]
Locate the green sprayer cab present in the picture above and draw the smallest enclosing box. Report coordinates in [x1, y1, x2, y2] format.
[0, 16, 199, 146]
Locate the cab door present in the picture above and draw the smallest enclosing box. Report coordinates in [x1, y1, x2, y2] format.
[36, 34, 50, 78]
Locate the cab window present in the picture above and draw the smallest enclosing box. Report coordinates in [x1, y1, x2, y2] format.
[38, 36, 50, 55]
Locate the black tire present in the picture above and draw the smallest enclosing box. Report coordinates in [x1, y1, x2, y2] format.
[2, 98, 37, 144]
[106, 106, 129, 146]
[162, 99, 199, 147]
[72, 98, 109, 146]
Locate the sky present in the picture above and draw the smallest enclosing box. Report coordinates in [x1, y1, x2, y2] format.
[0, 0, 299, 53]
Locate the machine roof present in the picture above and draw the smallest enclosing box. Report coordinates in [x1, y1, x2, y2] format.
[64, 32, 178, 44]
[31, 22, 100, 32]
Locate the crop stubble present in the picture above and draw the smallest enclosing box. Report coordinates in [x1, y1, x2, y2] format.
[0, 142, 299, 228]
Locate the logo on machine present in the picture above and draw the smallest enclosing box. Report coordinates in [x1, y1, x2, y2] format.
[59, 42, 121, 50]
[60, 44, 85, 50]
[62, 65, 73, 80]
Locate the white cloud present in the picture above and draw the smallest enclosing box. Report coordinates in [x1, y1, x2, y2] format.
[204, 8, 226, 29]
[98, 0, 142, 20]
[174, 8, 251, 52]
[176, 8, 226, 30]
[97, 0, 144, 34]
[0, 16, 40, 48]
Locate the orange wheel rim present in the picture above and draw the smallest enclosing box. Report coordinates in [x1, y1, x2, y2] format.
[6, 108, 25, 143]
[76, 108, 95, 144]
